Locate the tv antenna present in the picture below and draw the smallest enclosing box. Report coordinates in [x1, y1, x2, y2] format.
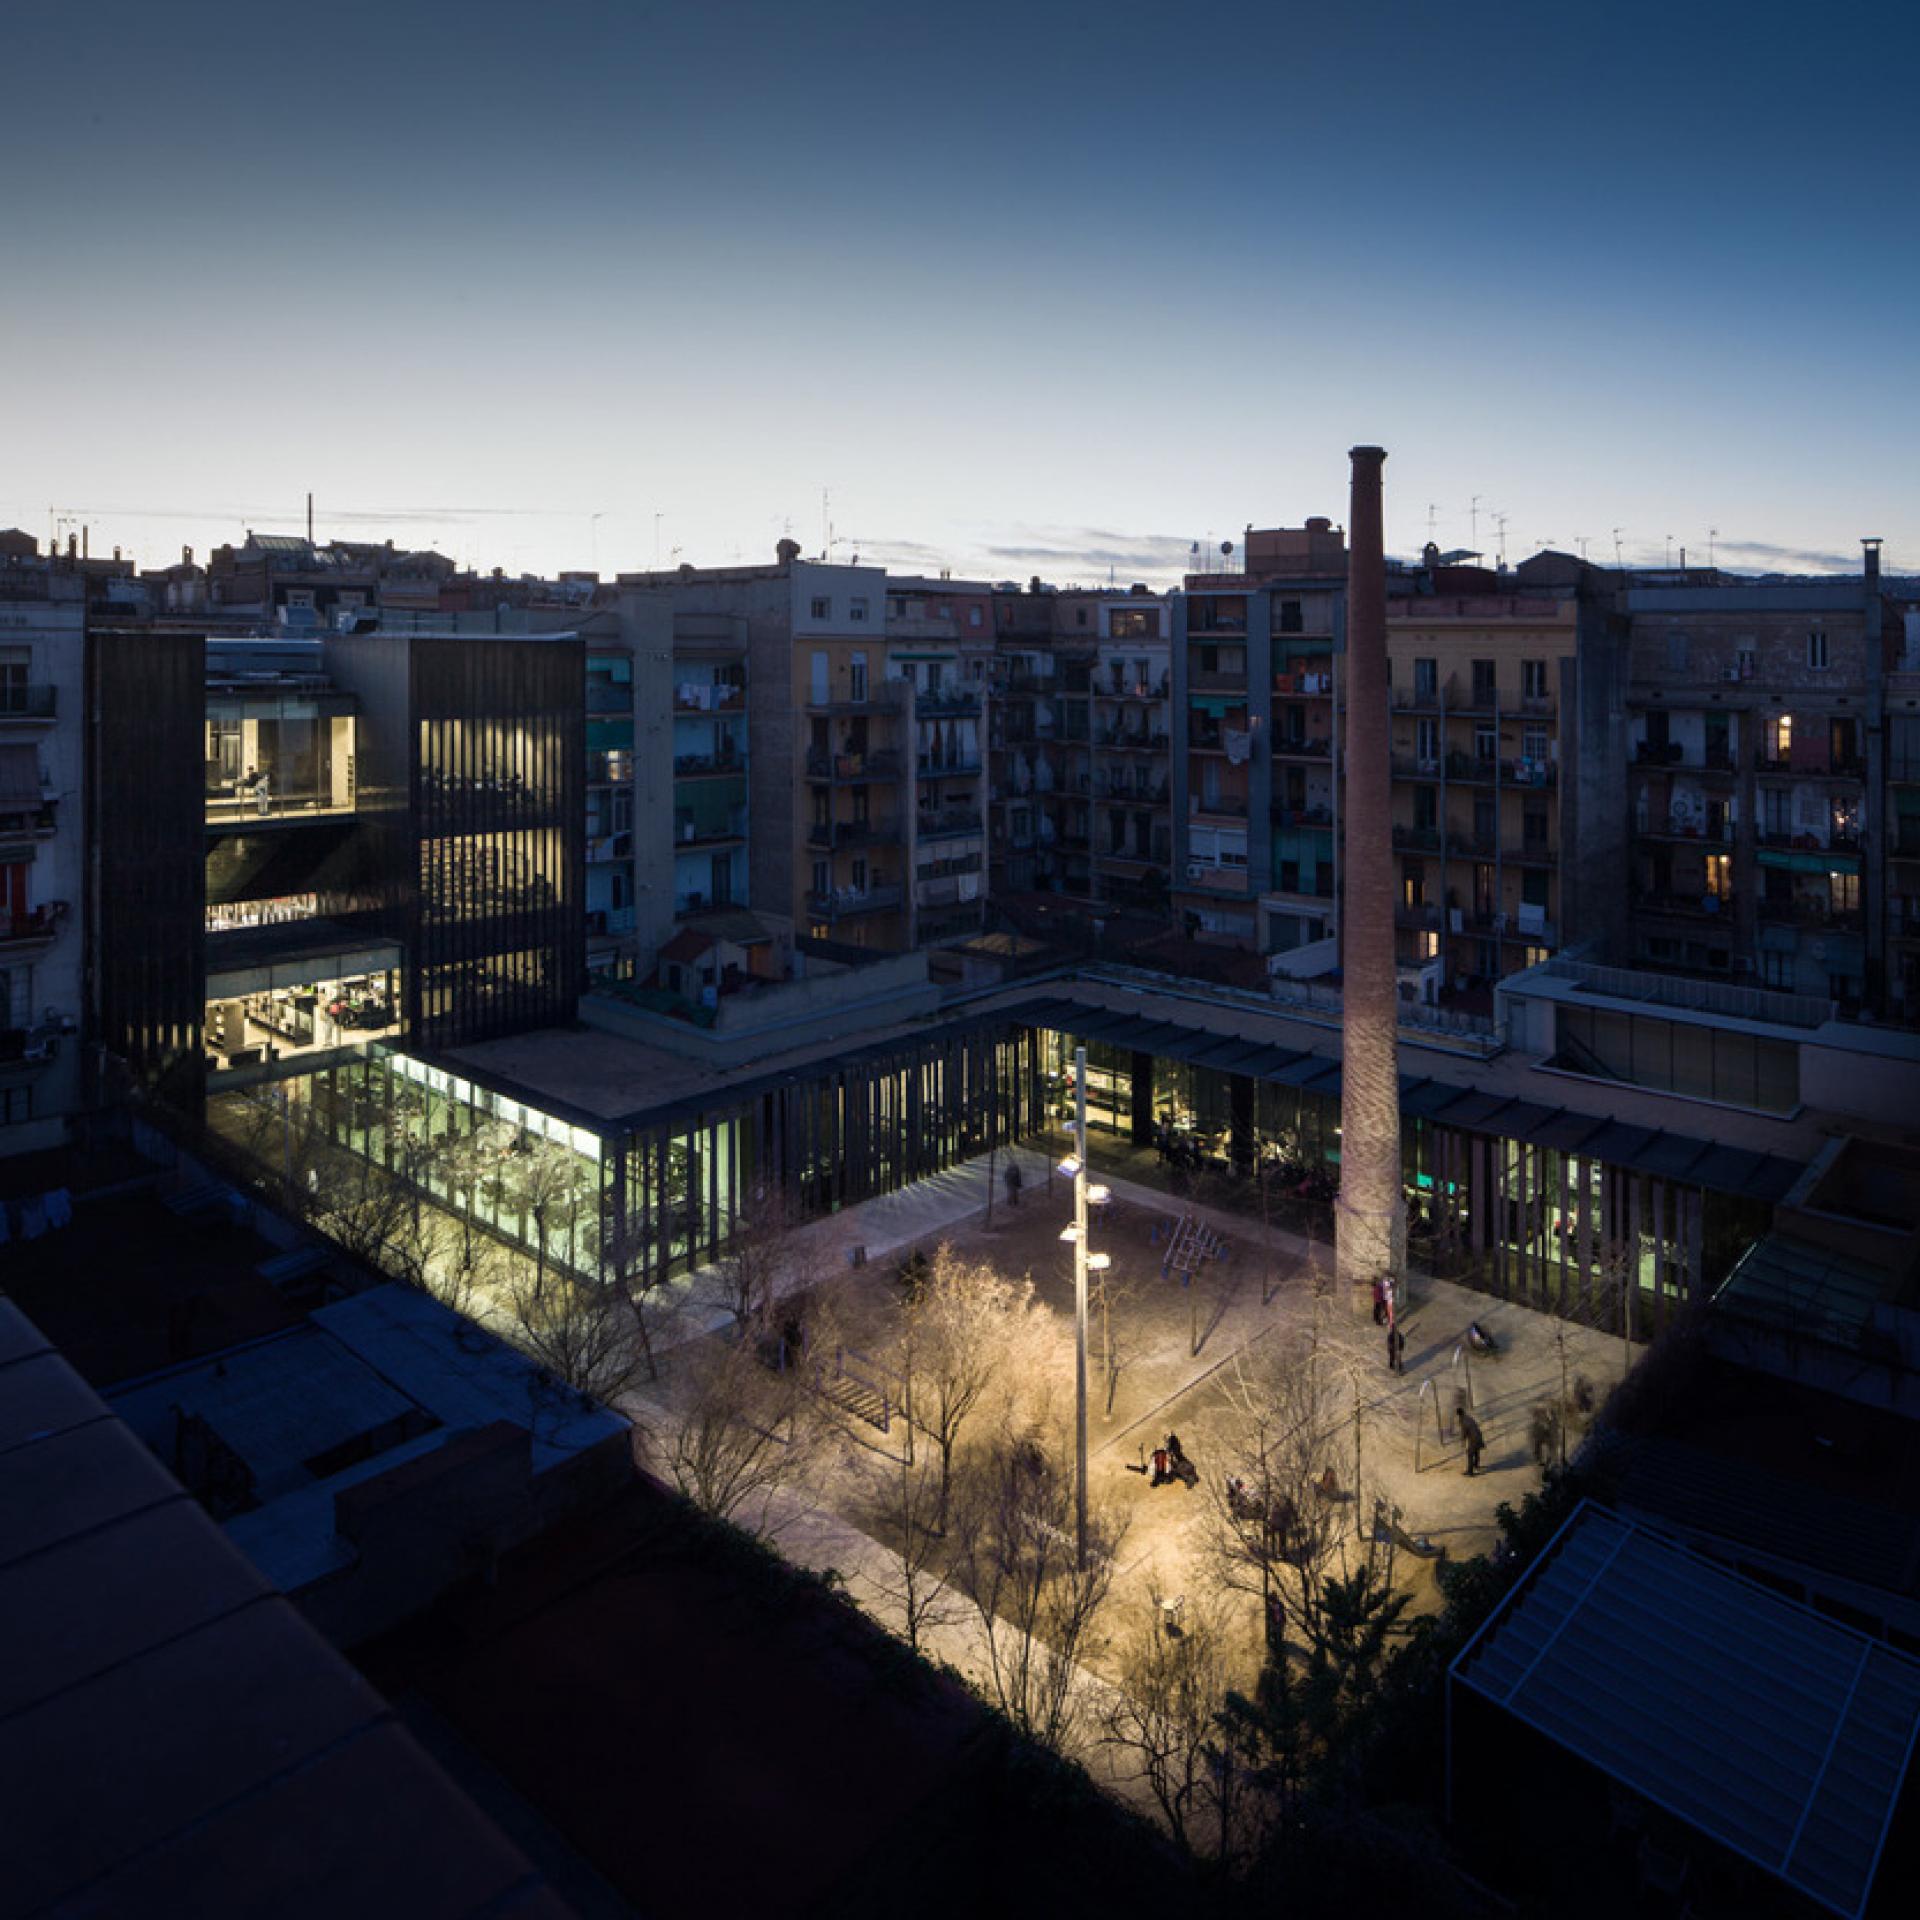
[1708, 527, 1718, 568]
[1612, 528, 1626, 570]
[1573, 534, 1589, 562]
[1492, 512, 1509, 568]
[1470, 496, 1481, 551]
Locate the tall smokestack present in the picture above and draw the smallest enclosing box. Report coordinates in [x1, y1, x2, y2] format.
[1338, 445, 1405, 1309]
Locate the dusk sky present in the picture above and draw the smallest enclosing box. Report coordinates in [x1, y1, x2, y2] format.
[5, 0, 1914, 583]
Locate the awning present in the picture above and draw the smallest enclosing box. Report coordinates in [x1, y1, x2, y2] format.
[1757, 848, 1853, 874]
[0, 745, 41, 811]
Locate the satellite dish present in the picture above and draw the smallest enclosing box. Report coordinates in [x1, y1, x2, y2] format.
[1221, 540, 1234, 556]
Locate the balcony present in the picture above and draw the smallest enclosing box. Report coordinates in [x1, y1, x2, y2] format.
[1189, 795, 1250, 819]
[1095, 731, 1169, 752]
[1390, 754, 1444, 781]
[1389, 682, 1442, 711]
[1097, 677, 1170, 701]
[1501, 918, 1558, 946]
[674, 813, 746, 849]
[0, 684, 56, 722]
[586, 831, 634, 864]
[0, 903, 66, 951]
[1506, 838, 1558, 865]
[1391, 823, 1441, 853]
[1189, 669, 1248, 693]
[806, 748, 901, 782]
[1755, 750, 1866, 780]
[807, 884, 904, 921]
[1395, 903, 1441, 932]
[673, 752, 745, 780]
[1637, 891, 1733, 921]
[1444, 673, 1501, 713]
[915, 686, 981, 716]
[917, 807, 984, 840]
[1272, 736, 1332, 760]
[1446, 831, 1499, 862]
[808, 816, 901, 850]
[672, 684, 743, 714]
[1273, 805, 1334, 830]
[1445, 751, 1498, 784]
[1501, 758, 1557, 788]
[1758, 897, 1863, 931]
[1638, 819, 1733, 847]
[1272, 671, 1333, 698]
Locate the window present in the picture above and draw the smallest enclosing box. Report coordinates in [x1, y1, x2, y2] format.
[1278, 599, 1304, 635]
[1770, 713, 1792, 761]
[1076, 607, 1089, 628]
[1402, 862, 1425, 906]
[848, 654, 868, 702]
[1413, 786, 1437, 830]
[969, 606, 983, 628]
[1414, 657, 1438, 697]
[1705, 853, 1731, 901]
[849, 597, 868, 622]
[1471, 659, 1496, 701]
[0, 649, 27, 714]
[1761, 950, 1793, 989]
[1111, 608, 1159, 639]
[1522, 725, 1550, 765]
[1808, 629, 1829, 670]
[1474, 723, 1497, 763]
[810, 596, 830, 620]
[1415, 718, 1439, 766]
[1831, 870, 1859, 913]
[1418, 930, 1439, 959]
[2, 1087, 31, 1126]
[1522, 658, 1547, 699]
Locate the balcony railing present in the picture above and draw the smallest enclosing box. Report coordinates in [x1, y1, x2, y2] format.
[1754, 750, 1866, 779]
[1273, 805, 1334, 829]
[1446, 832, 1499, 861]
[0, 903, 65, 948]
[806, 748, 901, 781]
[1097, 677, 1170, 700]
[1445, 751, 1498, 783]
[1757, 898, 1863, 931]
[1639, 818, 1732, 846]
[1395, 903, 1441, 931]
[673, 684, 743, 713]
[1391, 824, 1441, 852]
[1272, 736, 1332, 759]
[917, 808, 984, 839]
[917, 756, 983, 778]
[915, 687, 981, 716]
[807, 884, 904, 919]
[808, 816, 901, 849]
[0, 685, 56, 720]
[1637, 890, 1732, 920]
[673, 752, 744, 778]
[674, 814, 746, 848]
[1189, 795, 1250, 818]
[1390, 754, 1444, 781]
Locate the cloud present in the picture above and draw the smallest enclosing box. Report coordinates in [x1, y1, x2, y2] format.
[1708, 538, 1862, 574]
[979, 525, 1197, 579]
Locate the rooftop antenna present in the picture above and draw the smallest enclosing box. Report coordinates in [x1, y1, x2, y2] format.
[307, 491, 314, 545]
[1664, 534, 1673, 569]
[1492, 511, 1510, 568]
[1612, 528, 1625, 570]
[822, 488, 830, 561]
[1470, 495, 1481, 552]
[1708, 526, 1718, 568]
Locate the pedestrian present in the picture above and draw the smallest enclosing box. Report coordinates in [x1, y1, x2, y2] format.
[1458, 1405, 1485, 1476]
[1150, 1447, 1171, 1487]
[1164, 1431, 1186, 1465]
[1371, 1276, 1387, 1326]
[1381, 1274, 1397, 1325]
[1004, 1158, 1022, 1208]
[1386, 1323, 1406, 1374]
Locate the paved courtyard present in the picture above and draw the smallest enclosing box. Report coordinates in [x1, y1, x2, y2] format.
[634, 1143, 1635, 1723]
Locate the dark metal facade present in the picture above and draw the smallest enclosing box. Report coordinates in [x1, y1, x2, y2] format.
[86, 628, 206, 1100]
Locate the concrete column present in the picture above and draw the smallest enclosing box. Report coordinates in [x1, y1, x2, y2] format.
[1337, 445, 1406, 1308]
[1130, 1050, 1155, 1146]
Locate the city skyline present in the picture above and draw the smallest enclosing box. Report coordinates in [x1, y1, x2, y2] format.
[5, 0, 1916, 580]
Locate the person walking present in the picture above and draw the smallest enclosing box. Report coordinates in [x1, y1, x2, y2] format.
[1004, 1158, 1022, 1209]
[1458, 1404, 1486, 1476]
[1371, 1276, 1388, 1326]
[1386, 1322, 1406, 1374]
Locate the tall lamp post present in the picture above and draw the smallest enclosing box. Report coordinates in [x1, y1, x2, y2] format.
[1057, 1044, 1110, 1570]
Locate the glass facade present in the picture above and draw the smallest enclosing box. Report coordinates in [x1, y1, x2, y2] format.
[204, 693, 356, 823]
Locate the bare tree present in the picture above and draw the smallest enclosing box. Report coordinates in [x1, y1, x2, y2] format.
[505, 1136, 589, 1294]
[598, 1207, 680, 1383]
[950, 1440, 1126, 1752]
[506, 1261, 650, 1407]
[1207, 1329, 1352, 1659]
[651, 1335, 821, 1541]
[705, 1185, 819, 1337]
[860, 1450, 964, 1656]
[1100, 1586, 1247, 1860]
[897, 1243, 1046, 1535]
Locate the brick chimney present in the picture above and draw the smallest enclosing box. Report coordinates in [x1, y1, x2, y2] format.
[1337, 445, 1405, 1309]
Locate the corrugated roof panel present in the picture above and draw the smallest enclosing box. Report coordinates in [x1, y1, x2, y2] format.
[1453, 1504, 1920, 1920]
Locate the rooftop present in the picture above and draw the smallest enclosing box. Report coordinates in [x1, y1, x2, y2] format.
[1452, 1501, 1920, 1920]
[0, 1301, 569, 1919]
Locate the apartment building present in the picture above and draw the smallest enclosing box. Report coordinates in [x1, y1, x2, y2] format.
[1889, 609, 1920, 1023]
[1622, 548, 1890, 1011]
[1385, 559, 1628, 995]
[988, 583, 1172, 919]
[1174, 519, 1348, 954]
[0, 546, 85, 1153]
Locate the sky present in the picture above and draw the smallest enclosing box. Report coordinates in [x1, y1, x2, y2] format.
[3, 0, 1915, 585]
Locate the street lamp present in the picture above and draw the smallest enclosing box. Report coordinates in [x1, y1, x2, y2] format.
[1057, 1044, 1093, 1568]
